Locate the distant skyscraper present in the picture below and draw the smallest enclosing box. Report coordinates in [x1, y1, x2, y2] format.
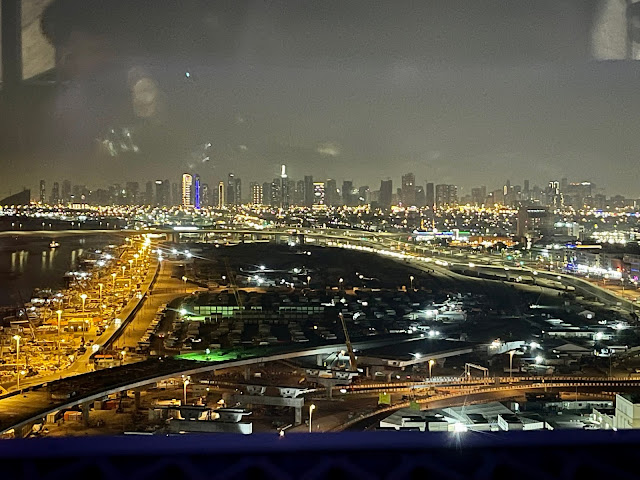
[379, 180, 393, 208]
[280, 165, 289, 208]
[145, 181, 154, 205]
[342, 180, 355, 206]
[304, 175, 314, 206]
[227, 173, 241, 206]
[50, 182, 60, 205]
[358, 185, 371, 205]
[218, 181, 225, 208]
[401, 173, 416, 206]
[155, 180, 170, 206]
[62, 180, 71, 203]
[39, 180, 46, 204]
[471, 186, 487, 206]
[201, 183, 209, 207]
[524, 179, 530, 192]
[415, 186, 425, 207]
[425, 182, 435, 208]
[194, 174, 201, 209]
[182, 173, 193, 207]
[251, 182, 263, 204]
[125, 182, 139, 205]
[435, 184, 458, 208]
[171, 182, 179, 206]
[262, 182, 272, 206]
[326, 179, 338, 206]
[313, 182, 326, 205]
[295, 179, 305, 205]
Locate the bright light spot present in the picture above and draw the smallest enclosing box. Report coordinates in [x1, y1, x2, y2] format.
[180, 309, 188, 316]
[339, 388, 347, 394]
[185, 72, 191, 78]
[530, 341, 540, 350]
[535, 355, 543, 364]
[92, 344, 100, 353]
[259, 265, 266, 271]
[413, 353, 422, 359]
[453, 422, 468, 433]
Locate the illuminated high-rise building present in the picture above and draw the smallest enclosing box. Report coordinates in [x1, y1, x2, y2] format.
[280, 164, 289, 208]
[218, 181, 225, 208]
[313, 182, 326, 205]
[194, 174, 201, 209]
[182, 173, 193, 207]
[251, 182, 263, 204]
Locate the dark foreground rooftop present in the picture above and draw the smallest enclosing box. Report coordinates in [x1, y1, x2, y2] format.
[2, 430, 639, 480]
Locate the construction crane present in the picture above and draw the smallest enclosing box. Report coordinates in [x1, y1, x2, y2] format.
[338, 313, 357, 371]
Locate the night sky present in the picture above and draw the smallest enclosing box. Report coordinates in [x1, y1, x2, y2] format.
[3, 0, 640, 197]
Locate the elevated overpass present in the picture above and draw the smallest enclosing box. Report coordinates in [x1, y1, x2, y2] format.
[0, 335, 428, 437]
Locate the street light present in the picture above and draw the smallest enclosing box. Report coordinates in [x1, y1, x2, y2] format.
[133, 253, 139, 266]
[121, 265, 126, 277]
[307, 275, 311, 286]
[182, 275, 188, 292]
[120, 350, 126, 366]
[339, 278, 344, 290]
[56, 309, 63, 367]
[428, 359, 435, 379]
[309, 404, 316, 433]
[16, 370, 25, 390]
[12, 335, 20, 371]
[111, 272, 117, 290]
[508, 350, 515, 382]
[409, 275, 415, 290]
[80, 293, 88, 313]
[183, 377, 190, 405]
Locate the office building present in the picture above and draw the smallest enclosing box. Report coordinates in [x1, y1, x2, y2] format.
[435, 184, 458, 208]
[171, 182, 179, 206]
[313, 182, 326, 205]
[39, 180, 46, 204]
[379, 180, 393, 208]
[251, 182, 263, 204]
[49, 182, 60, 205]
[471, 186, 487, 206]
[304, 175, 314, 206]
[61, 180, 71, 203]
[425, 182, 435, 209]
[401, 173, 416, 206]
[194, 174, 201, 209]
[201, 183, 210, 208]
[325, 179, 338, 206]
[182, 173, 193, 207]
[217, 181, 225, 209]
[227, 173, 242, 206]
[516, 206, 551, 242]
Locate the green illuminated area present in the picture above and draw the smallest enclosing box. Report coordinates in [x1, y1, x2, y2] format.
[176, 346, 280, 363]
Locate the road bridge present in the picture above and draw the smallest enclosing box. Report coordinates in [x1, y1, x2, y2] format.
[0, 335, 426, 437]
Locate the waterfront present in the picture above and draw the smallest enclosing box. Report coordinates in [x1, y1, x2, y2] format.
[0, 235, 122, 307]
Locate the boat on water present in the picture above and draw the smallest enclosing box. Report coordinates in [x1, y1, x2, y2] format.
[49, 240, 60, 248]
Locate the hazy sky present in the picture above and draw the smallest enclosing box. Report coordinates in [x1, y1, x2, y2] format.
[3, 0, 640, 198]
